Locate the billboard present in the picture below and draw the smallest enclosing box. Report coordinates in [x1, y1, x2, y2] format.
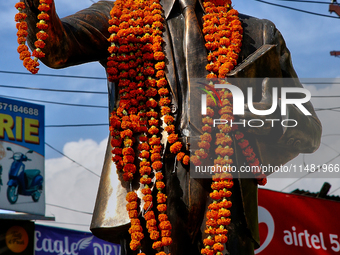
[256, 188, 340, 255]
[0, 96, 45, 215]
[35, 225, 120, 255]
[0, 220, 35, 255]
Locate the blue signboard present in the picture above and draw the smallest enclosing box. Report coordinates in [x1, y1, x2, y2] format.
[35, 225, 120, 255]
[0, 96, 45, 215]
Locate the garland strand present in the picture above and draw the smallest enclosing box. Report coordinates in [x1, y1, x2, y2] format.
[15, 0, 51, 74]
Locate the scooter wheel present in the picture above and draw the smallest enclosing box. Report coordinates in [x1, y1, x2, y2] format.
[7, 186, 18, 204]
[32, 191, 41, 202]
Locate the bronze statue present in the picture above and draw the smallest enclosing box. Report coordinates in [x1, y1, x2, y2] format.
[21, 0, 321, 254]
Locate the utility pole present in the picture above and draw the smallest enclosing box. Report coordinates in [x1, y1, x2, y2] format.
[330, 1, 340, 57]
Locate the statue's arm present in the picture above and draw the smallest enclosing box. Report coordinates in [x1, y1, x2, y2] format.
[271, 24, 322, 153]
[21, 0, 113, 68]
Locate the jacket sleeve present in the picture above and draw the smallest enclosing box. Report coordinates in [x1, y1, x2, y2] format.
[264, 20, 322, 155]
[22, 0, 113, 68]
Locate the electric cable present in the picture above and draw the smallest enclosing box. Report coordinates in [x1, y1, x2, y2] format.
[45, 123, 108, 128]
[0, 70, 106, 80]
[278, 0, 334, 4]
[45, 142, 100, 178]
[0, 95, 107, 108]
[46, 203, 93, 215]
[0, 84, 107, 94]
[254, 0, 340, 18]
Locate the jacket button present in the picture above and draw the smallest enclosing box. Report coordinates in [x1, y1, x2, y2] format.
[171, 105, 177, 113]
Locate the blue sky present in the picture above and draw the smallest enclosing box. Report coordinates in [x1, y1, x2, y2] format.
[1, 0, 340, 231]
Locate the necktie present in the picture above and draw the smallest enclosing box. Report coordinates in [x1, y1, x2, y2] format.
[180, 0, 208, 133]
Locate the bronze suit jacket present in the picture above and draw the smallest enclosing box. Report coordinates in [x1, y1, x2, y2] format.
[23, 0, 321, 253]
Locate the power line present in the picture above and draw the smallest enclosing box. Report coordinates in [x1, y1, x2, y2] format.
[46, 123, 108, 128]
[46, 203, 92, 215]
[254, 0, 340, 18]
[0, 84, 107, 94]
[0, 70, 106, 80]
[45, 142, 100, 178]
[278, 0, 333, 4]
[0, 95, 107, 108]
[280, 152, 340, 192]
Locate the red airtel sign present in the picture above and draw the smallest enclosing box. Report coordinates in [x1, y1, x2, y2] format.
[256, 189, 340, 255]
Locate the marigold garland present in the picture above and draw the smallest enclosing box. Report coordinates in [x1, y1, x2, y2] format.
[19, 0, 268, 253]
[15, 0, 52, 74]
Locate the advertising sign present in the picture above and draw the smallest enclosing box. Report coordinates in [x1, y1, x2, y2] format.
[35, 225, 120, 255]
[0, 96, 45, 215]
[256, 188, 340, 255]
[0, 220, 35, 255]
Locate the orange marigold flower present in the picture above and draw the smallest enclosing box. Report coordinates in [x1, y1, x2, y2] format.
[143, 201, 153, 211]
[162, 230, 171, 237]
[159, 97, 171, 106]
[139, 150, 150, 159]
[151, 153, 161, 162]
[156, 172, 164, 181]
[159, 220, 172, 230]
[217, 218, 231, 226]
[140, 166, 152, 175]
[123, 164, 136, 174]
[131, 232, 144, 241]
[158, 88, 169, 96]
[177, 152, 185, 161]
[157, 204, 167, 212]
[167, 133, 178, 144]
[126, 192, 138, 202]
[146, 219, 157, 228]
[126, 201, 138, 211]
[190, 155, 201, 166]
[142, 187, 152, 195]
[144, 211, 155, 221]
[148, 126, 159, 135]
[210, 191, 221, 200]
[206, 218, 217, 227]
[165, 125, 175, 133]
[201, 248, 214, 255]
[152, 161, 163, 171]
[157, 193, 167, 204]
[140, 177, 152, 185]
[216, 228, 228, 235]
[201, 133, 212, 142]
[208, 202, 220, 210]
[123, 172, 133, 181]
[150, 230, 160, 240]
[152, 241, 163, 250]
[128, 210, 138, 219]
[205, 228, 216, 235]
[143, 194, 153, 202]
[203, 238, 215, 246]
[238, 139, 249, 149]
[149, 137, 161, 145]
[36, 31, 48, 40]
[207, 210, 218, 219]
[156, 181, 166, 190]
[162, 237, 173, 246]
[123, 155, 134, 164]
[164, 115, 174, 125]
[123, 147, 134, 156]
[212, 243, 224, 252]
[161, 106, 171, 116]
[15, 2, 26, 9]
[130, 240, 141, 251]
[182, 155, 190, 165]
[131, 218, 141, 225]
[15, 13, 27, 22]
[170, 142, 182, 154]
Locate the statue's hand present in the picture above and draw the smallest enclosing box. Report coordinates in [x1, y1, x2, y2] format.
[238, 78, 281, 136]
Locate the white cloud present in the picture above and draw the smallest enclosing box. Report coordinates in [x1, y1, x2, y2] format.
[36, 137, 108, 232]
